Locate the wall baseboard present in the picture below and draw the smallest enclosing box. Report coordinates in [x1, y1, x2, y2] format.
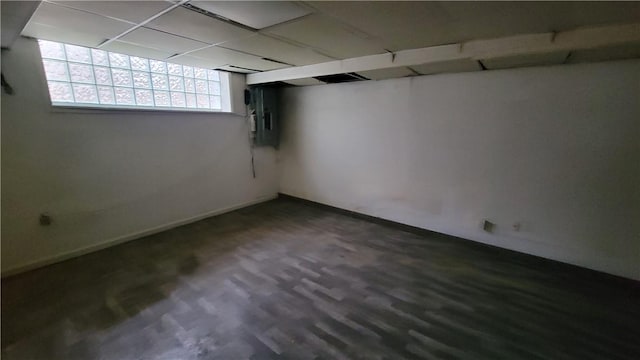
[278, 193, 639, 282]
[1, 195, 278, 278]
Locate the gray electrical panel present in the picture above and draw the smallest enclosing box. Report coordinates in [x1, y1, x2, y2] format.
[250, 87, 279, 148]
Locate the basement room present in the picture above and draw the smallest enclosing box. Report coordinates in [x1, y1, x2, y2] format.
[1, 1, 639, 359]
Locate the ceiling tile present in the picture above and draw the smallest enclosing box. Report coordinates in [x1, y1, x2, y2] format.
[190, 1, 312, 29]
[482, 52, 569, 70]
[22, 21, 106, 48]
[357, 67, 415, 80]
[412, 59, 482, 75]
[283, 78, 325, 86]
[219, 34, 334, 66]
[232, 57, 292, 72]
[168, 55, 222, 69]
[51, 1, 174, 24]
[439, 2, 640, 38]
[186, 46, 255, 68]
[118, 27, 208, 54]
[307, 1, 452, 51]
[146, 6, 254, 45]
[101, 41, 175, 61]
[567, 43, 640, 64]
[307, 1, 640, 51]
[187, 46, 290, 71]
[263, 14, 386, 59]
[22, 2, 134, 46]
[173, 54, 287, 72]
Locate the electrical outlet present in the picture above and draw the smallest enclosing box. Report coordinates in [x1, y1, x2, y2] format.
[482, 220, 495, 233]
[39, 213, 52, 226]
[513, 222, 521, 232]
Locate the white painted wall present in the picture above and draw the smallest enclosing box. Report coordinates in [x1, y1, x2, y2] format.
[1, 37, 278, 275]
[279, 59, 640, 280]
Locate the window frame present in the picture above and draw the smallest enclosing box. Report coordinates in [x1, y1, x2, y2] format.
[37, 40, 231, 113]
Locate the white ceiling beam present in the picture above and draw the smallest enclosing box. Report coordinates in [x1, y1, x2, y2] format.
[464, 23, 640, 60]
[247, 23, 640, 85]
[394, 44, 467, 65]
[463, 33, 554, 60]
[552, 22, 640, 50]
[246, 44, 461, 84]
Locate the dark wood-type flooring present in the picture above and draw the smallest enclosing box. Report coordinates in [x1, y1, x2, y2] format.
[2, 196, 639, 359]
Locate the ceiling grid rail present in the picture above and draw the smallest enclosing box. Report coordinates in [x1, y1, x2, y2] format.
[97, 0, 190, 49]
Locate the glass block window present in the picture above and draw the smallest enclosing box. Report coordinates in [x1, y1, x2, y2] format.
[38, 40, 225, 111]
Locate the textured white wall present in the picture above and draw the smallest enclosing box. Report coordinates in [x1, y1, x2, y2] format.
[1, 37, 279, 274]
[279, 59, 640, 280]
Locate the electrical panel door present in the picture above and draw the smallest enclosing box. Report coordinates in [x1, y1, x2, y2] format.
[251, 87, 279, 148]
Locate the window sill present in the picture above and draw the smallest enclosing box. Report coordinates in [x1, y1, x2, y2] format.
[49, 104, 244, 116]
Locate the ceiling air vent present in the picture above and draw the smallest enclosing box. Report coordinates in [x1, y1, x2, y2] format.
[262, 57, 292, 66]
[185, 1, 312, 30]
[224, 65, 262, 73]
[314, 73, 368, 84]
[181, 3, 255, 31]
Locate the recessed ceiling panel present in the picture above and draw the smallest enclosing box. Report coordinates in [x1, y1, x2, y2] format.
[190, 1, 312, 29]
[482, 52, 570, 70]
[119, 27, 209, 54]
[357, 67, 415, 80]
[263, 14, 386, 59]
[23, 2, 133, 46]
[101, 41, 175, 61]
[146, 6, 254, 45]
[188, 46, 290, 71]
[52, 1, 174, 24]
[412, 59, 482, 75]
[219, 34, 334, 66]
[567, 43, 640, 64]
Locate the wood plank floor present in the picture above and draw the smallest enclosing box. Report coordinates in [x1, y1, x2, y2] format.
[2, 196, 639, 359]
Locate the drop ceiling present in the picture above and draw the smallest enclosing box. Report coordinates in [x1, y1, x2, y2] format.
[262, 13, 387, 59]
[185, 45, 289, 71]
[53, 1, 174, 24]
[145, 6, 254, 45]
[101, 41, 176, 61]
[218, 34, 333, 66]
[189, 1, 312, 30]
[120, 27, 209, 55]
[23, 1, 133, 46]
[12, 0, 640, 84]
[307, 1, 640, 51]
